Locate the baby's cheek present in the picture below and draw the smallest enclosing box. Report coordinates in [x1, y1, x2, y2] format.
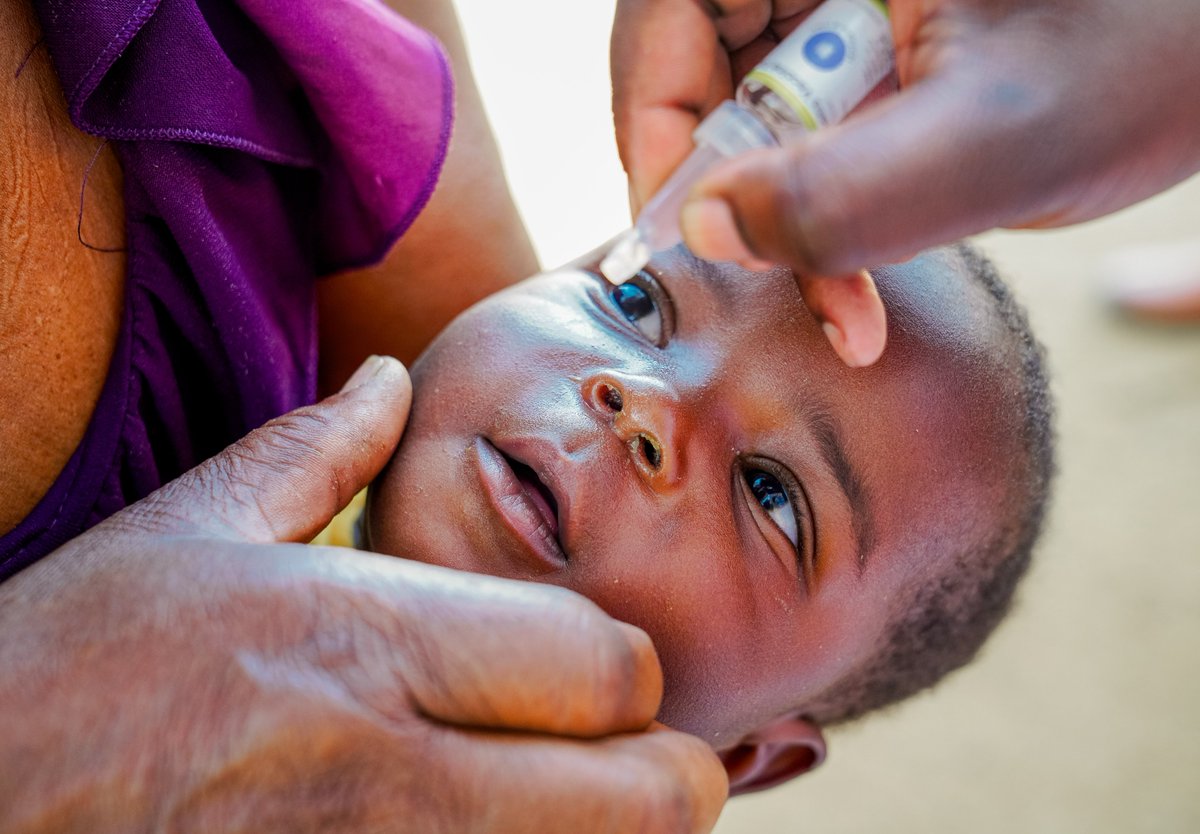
[362, 449, 445, 564]
[565, 540, 753, 727]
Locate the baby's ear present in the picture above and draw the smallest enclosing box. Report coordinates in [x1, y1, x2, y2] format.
[718, 714, 826, 796]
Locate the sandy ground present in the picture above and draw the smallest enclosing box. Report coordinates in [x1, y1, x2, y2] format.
[455, 2, 1200, 830]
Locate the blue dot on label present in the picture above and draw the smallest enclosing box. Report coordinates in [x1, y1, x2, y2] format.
[803, 31, 846, 70]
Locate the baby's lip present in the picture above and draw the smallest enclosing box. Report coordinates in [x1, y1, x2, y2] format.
[474, 436, 569, 571]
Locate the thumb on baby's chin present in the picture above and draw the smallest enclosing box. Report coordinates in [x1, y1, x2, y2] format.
[121, 355, 412, 543]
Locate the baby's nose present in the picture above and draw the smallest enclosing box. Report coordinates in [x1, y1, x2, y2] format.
[582, 371, 683, 489]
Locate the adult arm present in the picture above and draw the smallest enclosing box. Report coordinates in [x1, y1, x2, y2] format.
[317, 0, 539, 389]
[0, 357, 726, 833]
[612, 0, 1200, 366]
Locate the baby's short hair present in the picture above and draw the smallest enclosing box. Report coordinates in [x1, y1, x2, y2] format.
[807, 243, 1055, 725]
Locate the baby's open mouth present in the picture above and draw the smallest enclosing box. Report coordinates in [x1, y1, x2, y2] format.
[474, 437, 567, 570]
[501, 453, 560, 539]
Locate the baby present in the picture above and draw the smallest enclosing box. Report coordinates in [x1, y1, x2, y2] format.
[360, 241, 1054, 794]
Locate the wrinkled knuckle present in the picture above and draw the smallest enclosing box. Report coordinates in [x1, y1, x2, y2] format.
[107, 481, 203, 536]
[245, 408, 343, 496]
[205, 444, 284, 534]
[258, 407, 339, 462]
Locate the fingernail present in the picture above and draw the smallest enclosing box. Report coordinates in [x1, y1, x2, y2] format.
[340, 355, 384, 393]
[828, 320, 886, 368]
[821, 321, 849, 362]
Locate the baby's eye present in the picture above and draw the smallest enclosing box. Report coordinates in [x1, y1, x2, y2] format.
[745, 468, 802, 554]
[609, 271, 673, 346]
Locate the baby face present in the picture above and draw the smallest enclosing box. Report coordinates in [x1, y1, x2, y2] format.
[367, 247, 1021, 748]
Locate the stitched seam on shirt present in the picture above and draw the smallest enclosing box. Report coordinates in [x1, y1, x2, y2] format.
[68, 0, 163, 122]
[77, 126, 313, 167]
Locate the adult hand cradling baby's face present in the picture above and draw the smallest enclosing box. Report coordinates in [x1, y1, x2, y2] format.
[0, 356, 726, 833]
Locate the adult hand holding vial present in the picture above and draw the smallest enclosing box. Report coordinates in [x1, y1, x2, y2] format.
[611, 0, 1200, 366]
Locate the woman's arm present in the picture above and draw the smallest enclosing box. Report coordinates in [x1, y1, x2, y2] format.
[0, 0, 532, 526]
[0, 0, 126, 534]
[316, 0, 539, 391]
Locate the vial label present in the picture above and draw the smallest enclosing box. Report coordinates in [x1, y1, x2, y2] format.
[744, 0, 892, 129]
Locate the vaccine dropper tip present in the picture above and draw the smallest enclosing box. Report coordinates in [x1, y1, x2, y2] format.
[599, 229, 652, 284]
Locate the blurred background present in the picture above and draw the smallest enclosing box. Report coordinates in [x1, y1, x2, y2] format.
[452, 1, 1200, 830]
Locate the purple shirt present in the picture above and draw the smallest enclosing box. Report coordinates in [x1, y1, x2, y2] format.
[0, 0, 453, 579]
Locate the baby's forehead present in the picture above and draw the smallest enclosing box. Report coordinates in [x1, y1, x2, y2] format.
[872, 250, 1005, 360]
[655, 248, 802, 312]
[665, 246, 1004, 375]
[652, 246, 996, 347]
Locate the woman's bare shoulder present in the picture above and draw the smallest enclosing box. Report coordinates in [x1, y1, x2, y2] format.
[0, 0, 126, 534]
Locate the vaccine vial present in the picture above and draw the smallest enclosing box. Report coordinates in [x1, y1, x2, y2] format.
[601, 0, 894, 284]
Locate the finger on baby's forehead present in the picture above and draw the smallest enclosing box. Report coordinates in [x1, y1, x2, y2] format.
[116, 356, 411, 543]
